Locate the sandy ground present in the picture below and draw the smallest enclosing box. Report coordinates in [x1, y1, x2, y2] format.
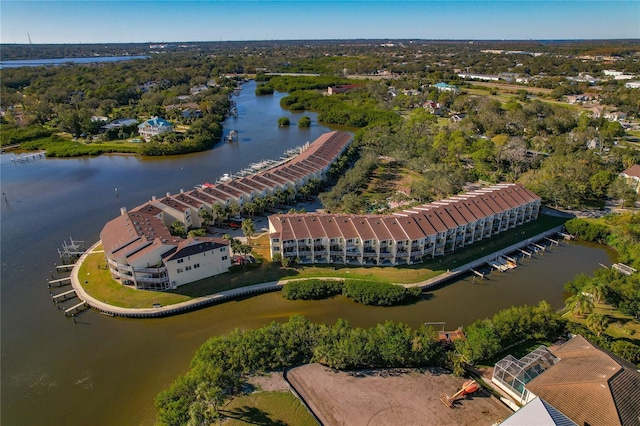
[286, 364, 511, 426]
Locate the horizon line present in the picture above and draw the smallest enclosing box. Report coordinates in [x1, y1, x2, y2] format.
[2, 37, 640, 46]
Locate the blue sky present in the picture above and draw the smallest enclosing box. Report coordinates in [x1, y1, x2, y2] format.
[1, 1, 638, 44]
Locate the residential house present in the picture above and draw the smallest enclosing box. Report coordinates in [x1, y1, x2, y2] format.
[492, 335, 640, 426]
[138, 116, 173, 141]
[621, 164, 640, 194]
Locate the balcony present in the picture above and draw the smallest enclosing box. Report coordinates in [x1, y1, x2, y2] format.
[283, 241, 297, 248]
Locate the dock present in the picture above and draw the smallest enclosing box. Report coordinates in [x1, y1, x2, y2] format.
[557, 232, 573, 240]
[470, 269, 485, 279]
[544, 237, 559, 246]
[10, 152, 46, 163]
[65, 301, 88, 317]
[612, 263, 637, 276]
[518, 248, 532, 258]
[48, 277, 71, 287]
[55, 263, 76, 272]
[52, 289, 76, 303]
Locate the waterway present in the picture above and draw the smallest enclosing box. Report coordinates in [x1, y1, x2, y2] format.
[0, 80, 615, 425]
[0, 55, 150, 69]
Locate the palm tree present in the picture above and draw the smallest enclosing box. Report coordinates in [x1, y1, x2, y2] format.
[241, 218, 255, 246]
[229, 202, 241, 218]
[299, 184, 311, 201]
[286, 187, 296, 204]
[586, 279, 607, 304]
[243, 201, 257, 217]
[212, 204, 226, 226]
[565, 292, 594, 317]
[586, 313, 608, 336]
[198, 208, 213, 227]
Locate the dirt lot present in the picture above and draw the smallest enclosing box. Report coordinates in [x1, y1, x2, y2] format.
[286, 364, 511, 426]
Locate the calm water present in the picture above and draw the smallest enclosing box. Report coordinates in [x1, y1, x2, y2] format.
[0, 56, 150, 68]
[0, 81, 615, 426]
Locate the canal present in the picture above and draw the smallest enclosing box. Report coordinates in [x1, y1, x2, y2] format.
[0, 81, 615, 426]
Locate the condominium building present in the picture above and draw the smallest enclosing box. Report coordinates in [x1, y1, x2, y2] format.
[268, 184, 541, 266]
[100, 131, 353, 290]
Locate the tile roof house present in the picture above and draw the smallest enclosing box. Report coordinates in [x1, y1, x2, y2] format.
[138, 116, 173, 141]
[494, 335, 640, 426]
[268, 183, 541, 266]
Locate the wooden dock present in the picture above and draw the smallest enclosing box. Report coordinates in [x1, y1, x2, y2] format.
[52, 289, 76, 303]
[55, 264, 75, 272]
[48, 277, 71, 287]
[518, 248, 532, 258]
[557, 232, 573, 240]
[65, 301, 88, 316]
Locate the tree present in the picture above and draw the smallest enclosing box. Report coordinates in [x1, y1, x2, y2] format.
[277, 117, 290, 127]
[565, 292, 594, 317]
[586, 313, 608, 337]
[198, 209, 213, 227]
[212, 204, 226, 226]
[298, 116, 311, 127]
[170, 220, 186, 237]
[241, 218, 255, 245]
[187, 228, 207, 238]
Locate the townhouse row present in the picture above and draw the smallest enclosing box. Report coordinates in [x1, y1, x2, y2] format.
[268, 184, 541, 266]
[100, 131, 353, 290]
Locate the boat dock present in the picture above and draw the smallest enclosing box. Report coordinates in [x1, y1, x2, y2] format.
[65, 301, 88, 317]
[48, 277, 71, 287]
[10, 152, 46, 163]
[55, 263, 76, 272]
[52, 289, 76, 303]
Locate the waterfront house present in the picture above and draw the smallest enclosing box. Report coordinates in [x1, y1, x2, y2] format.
[492, 335, 640, 426]
[138, 116, 173, 141]
[268, 183, 541, 266]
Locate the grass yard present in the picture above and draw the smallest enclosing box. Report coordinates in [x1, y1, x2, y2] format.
[79, 250, 190, 308]
[222, 391, 316, 426]
[565, 302, 640, 344]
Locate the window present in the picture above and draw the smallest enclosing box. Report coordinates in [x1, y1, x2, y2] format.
[274, 247, 280, 251]
[273, 238, 280, 243]
[194, 263, 200, 269]
[177, 259, 184, 264]
[185, 266, 192, 271]
[222, 255, 228, 261]
[220, 247, 226, 252]
[177, 268, 183, 273]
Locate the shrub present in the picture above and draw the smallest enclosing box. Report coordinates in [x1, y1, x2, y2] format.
[282, 279, 344, 300]
[342, 280, 421, 306]
[277, 117, 290, 127]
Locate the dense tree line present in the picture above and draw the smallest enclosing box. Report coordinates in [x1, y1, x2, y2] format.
[454, 301, 566, 364]
[282, 279, 422, 306]
[563, 214, 640, 319]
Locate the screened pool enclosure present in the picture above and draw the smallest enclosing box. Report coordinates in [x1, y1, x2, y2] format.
[492, 346, 559, 403]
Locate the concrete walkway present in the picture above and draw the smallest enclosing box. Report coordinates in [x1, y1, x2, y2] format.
[70, 225, 565, 318]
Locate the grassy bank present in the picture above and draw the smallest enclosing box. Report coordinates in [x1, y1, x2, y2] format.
[222, 391, 316, 426]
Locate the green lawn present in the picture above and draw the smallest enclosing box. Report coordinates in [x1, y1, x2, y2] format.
[79, 250, 190, 308]
[566, 303, 640, 344]
[222, 391, 317, 426]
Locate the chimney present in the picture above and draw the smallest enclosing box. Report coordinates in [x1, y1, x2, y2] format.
[120, 207, 127, 216]
[166, 192, 171, 197]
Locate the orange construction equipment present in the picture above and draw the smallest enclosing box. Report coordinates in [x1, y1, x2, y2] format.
[440, 379, 480, 408]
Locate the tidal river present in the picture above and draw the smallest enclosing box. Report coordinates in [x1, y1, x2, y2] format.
[0, 80, 615, 426]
